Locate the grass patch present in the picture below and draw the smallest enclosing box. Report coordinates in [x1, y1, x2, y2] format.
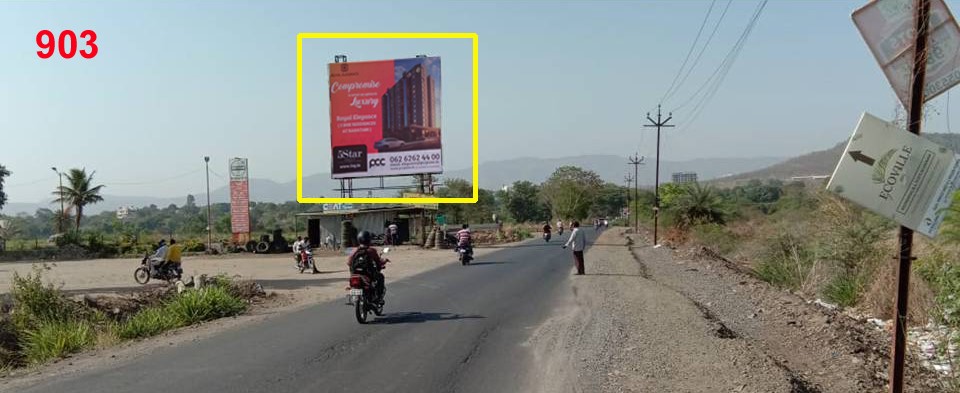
[753, 232, 818, 292]
[690, 223, 739, 256]
[21, 320, 94, 365]
[119, 286, 247, 340]
[822, 275, 861, 308]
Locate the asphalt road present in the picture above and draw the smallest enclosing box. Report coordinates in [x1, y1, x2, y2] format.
[21, 230, 597, 393]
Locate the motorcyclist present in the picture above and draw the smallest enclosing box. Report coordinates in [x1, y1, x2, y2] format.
[456, 224, 472, 249]
[293, 236, 304, 266]
[157, 238, 183, 278]
[347, 231, 387, 305]
[557, 220, 564, 235]
[542, 222, 552, 241]
[150, 239, 168, 272]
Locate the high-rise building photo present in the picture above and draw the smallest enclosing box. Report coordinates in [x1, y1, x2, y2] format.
[378, 57, 442, 152]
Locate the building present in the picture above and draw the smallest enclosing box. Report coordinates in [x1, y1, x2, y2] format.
[382, 63, 440, 141]
[671, 172, 698, 184]
[296, 204, 438, 247]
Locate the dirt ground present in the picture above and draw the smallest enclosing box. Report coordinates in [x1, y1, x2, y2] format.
[525, 228, 945, 393]
[0, 245, 499, 307]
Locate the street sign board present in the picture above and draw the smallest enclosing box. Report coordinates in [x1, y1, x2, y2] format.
[827, 112, 960, 237]
[853, 0, 960, 108]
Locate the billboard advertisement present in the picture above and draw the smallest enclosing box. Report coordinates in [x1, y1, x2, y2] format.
[328, 56, 442, 179]
[229, 157, 251, 235]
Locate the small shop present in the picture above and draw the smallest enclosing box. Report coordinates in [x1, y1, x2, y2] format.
[297, 204, 438, 247]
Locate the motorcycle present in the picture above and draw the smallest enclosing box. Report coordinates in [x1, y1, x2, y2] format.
[134, 253, 182, 284]
[348, 248, 390, 324]
[457, 245, 473, 266]
[543, 232, 552, 242]
[297, 249, 319, 274]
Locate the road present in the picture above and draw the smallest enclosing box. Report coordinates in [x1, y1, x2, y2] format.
[20, 231, 593, 393]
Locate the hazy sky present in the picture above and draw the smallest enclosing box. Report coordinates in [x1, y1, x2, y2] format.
[2, 0, 958, 202]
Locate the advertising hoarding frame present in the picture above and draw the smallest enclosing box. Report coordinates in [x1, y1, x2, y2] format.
[296, 32, 478, 204]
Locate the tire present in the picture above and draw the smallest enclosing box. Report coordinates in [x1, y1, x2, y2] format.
[256, 241, 270, 253]
[355, 298, 367, 324]
[245, 241, 257, 253]
[134, 267, 150, 284]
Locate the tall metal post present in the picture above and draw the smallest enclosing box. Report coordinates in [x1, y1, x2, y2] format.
[891, 1, 931, 391]
[51, 167, 63, 234]
[204, 156, 212, 253]
[624, 173, 633, 222]
[628, 154, 644, 233]
[645, 105, 674, 246]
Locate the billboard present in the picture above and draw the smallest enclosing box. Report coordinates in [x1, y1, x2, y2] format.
[328, 56, 443, 179]
[229, 157, 251, 235]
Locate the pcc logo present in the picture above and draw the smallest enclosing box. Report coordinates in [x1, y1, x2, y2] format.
[369, 158, 386, 167]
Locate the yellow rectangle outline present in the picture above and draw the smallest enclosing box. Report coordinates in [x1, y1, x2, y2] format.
[296, 32, 478, 204]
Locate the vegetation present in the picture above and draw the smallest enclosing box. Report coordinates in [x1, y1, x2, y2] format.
[3, 268, 251, 368]
[52, 168, 105, 234]
[0, 164, 9, 212]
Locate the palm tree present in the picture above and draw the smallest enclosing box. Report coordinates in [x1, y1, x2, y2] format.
[670, 182, 728, 228]
[53, 168, 105, 233]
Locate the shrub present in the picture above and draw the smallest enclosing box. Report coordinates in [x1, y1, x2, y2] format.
[822, 275, 861, 307]
[117, 307, 177, 339]
[10, 268, 78, 330]
[753, 231, 819, 292]
[165, 287, 246, 326]
[21, 320, 94, 364]
[690, 224, 738, 255]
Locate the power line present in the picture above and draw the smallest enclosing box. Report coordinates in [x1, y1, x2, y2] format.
[676, 0, 768, 132]
[103, 168, 203, 186]
[660, 0, 718, 104]
[663, 0, 734, 106]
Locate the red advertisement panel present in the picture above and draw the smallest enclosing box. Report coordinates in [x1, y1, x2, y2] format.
[229, 158, 250, 234]
[328, 57, 443, 179]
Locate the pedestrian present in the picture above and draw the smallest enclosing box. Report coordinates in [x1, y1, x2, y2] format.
[563, 221, 587, 275]
[388, 222, 399, 245]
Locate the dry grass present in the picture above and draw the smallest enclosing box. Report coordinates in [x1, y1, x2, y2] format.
[862, 258, 935, 323]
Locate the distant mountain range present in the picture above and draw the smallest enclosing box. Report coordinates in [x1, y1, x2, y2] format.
[712, 133, 960, 186]
[1, 155, 784, 215]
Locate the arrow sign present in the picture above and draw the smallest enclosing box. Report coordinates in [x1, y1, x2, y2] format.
[849, 150, 875, 166]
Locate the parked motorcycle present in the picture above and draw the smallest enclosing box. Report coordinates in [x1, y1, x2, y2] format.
[457, 245, 473, 266]
[134, 253, 181, 284]
[297, 249, 319, 274]
[348, 248, 390, 324]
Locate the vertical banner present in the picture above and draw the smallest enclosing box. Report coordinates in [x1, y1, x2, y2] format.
[328, 56, 443, 178]
[229, 158, 251, 240]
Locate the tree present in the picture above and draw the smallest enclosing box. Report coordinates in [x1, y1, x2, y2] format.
[540, 166, 603, 221]
[0, 164, 9, 212]
[590, 182, 627, 218]
[669, 183, 729, 228]
[504, 181, 549, 223]
[437, 178, 472, 223]
[53, 168, 105, 233]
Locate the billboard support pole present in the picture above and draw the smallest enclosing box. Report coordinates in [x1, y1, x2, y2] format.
[644, 105, 673, 246]
[890, 1, 931, 392]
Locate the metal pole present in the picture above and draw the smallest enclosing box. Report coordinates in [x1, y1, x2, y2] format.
[627, 154, 644, 233]
[645, 105, 673, 246]
[205, 156, 212, 253]
[51, 167, 63, 234]
[891, 1, 930, 391]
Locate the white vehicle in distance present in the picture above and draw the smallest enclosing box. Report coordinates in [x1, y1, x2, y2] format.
[374, 138, 406, 151]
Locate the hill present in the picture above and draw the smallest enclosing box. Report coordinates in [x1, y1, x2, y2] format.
[714, 133, 960, 186]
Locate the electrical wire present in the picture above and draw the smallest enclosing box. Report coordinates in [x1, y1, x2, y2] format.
[103, 168, 203, 186]
[676, 0, 768, 132]
[660, 0, 718, 105]
[663, 0, 734, 106]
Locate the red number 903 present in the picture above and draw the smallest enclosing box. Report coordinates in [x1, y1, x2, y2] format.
[37, 29, 98, 59]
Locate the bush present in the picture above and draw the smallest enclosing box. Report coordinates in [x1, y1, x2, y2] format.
[690, 224, 738, 255]
[11, 268, 79, 330]
[753, 232, 818, 292]
[21, 320, 94, 364]
[117, 307, 177, 339]
[822, 275, 861, 307]
[166, 287, 246, 326]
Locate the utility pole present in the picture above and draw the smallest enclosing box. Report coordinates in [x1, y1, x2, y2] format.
[50, 167, 63, 234]
[644, 105, 674, 246]
[891, 1, 930, 392]
[624, 173, 633, 222]
[204, 156, 212, 254]
[628, 154, 644, 233]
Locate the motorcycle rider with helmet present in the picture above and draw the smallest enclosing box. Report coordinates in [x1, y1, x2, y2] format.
[347, 231, 387, 305]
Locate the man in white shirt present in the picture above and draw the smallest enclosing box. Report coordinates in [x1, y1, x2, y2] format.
[388, 222, 399, 245]
[562, 221, 587, 275]
[292, 236, 304, 266]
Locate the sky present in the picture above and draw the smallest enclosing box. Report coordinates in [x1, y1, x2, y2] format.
[2, 0, 959, 203]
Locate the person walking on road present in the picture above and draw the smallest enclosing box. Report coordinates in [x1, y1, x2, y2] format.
[563, 221, 587, 275]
